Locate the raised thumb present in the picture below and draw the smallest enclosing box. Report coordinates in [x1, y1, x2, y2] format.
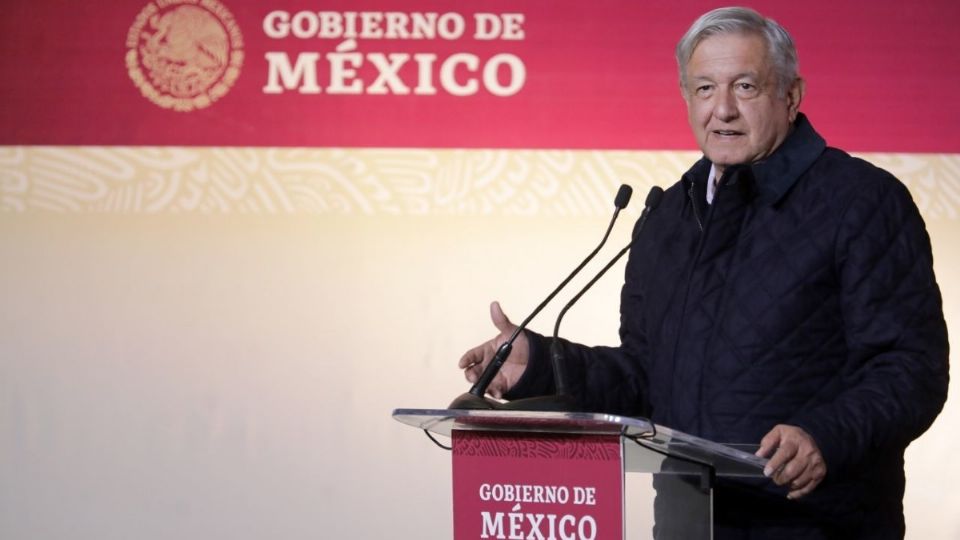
[490, 301, 516, 334]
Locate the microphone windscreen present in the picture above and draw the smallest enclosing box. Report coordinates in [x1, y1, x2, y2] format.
[614, 184, 633, 209]
[645, 186, 664, 209]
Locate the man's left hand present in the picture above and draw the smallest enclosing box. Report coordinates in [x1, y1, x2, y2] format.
[755, 424, 827, 500]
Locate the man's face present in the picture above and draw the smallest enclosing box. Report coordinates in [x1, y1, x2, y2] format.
[683, 32, 803, 176]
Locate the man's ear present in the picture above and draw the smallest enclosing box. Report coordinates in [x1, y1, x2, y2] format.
[787, 77, 805, 122]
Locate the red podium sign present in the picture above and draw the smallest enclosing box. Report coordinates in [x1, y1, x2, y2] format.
[452, 431, 623, 540]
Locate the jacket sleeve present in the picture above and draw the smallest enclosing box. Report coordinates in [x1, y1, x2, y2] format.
[791, 172, 949, 477]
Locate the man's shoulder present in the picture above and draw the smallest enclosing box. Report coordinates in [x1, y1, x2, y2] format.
[801, 146, 911, 204]
[805, 147, 921, 231]
[813, 147, 900, 186]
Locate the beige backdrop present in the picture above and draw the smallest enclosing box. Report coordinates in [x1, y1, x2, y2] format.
[1, 147, 957, 538]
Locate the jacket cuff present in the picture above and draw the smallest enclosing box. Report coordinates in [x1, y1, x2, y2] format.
[790, 414, 846, 481]
[502, 330, 555, 400]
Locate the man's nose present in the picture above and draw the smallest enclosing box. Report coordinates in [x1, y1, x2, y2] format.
[713, 89, 739, 122]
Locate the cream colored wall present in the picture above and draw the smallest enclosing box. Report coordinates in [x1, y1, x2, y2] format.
[0, 147, 957, 538]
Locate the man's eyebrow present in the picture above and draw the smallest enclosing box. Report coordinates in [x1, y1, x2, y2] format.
[689, 71, 761, 83]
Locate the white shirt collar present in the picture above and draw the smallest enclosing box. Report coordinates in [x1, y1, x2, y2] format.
[706, 163, 718, 205]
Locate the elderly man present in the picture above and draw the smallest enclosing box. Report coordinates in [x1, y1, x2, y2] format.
[458, 6, 949, 539]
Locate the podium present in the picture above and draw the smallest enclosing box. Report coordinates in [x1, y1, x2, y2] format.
[393, 408, 767, 539]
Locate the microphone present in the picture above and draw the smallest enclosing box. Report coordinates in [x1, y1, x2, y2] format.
[499, 186, 664, 412]
[449, 184, 634, 410]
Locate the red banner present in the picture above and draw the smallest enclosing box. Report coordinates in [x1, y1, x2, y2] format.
[1, 0, 958, 151]
[452, 431, 623, 540]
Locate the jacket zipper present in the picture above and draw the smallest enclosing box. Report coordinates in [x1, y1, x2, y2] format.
[669, 178, 709, 431]
[687, 180, 704, 232]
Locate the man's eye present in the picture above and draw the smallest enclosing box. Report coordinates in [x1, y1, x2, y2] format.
[736, 82, 757, 93]
[696, 85, 713, 96]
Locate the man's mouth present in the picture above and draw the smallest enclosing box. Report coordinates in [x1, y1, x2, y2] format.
[712, 130, 743, 137]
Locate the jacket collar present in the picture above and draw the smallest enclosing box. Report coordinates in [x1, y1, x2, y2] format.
[681, 113, 827, 206]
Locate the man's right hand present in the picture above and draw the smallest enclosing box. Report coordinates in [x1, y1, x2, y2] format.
[457, 301, 530, 399]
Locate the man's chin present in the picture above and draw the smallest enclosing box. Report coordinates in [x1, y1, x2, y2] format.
[704, 157, 738, 171]
[703, 150, 750, 170]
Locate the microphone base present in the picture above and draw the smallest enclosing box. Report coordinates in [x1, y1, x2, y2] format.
[448, 392, 504, 410]
[499, 393, 579, 412]
[447, 392, 579, 411]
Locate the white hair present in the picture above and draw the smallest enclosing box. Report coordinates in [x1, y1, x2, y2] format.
[676, 6, 799, 97]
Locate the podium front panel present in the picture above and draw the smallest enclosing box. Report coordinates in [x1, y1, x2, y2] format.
[452, 430, 624, 540]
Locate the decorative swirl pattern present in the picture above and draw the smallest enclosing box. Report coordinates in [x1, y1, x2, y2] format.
[1, 146, 956, 218]
[454, 431, 622, 461]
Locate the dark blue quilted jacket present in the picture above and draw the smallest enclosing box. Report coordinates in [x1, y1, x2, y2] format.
[508, 114, 949, 537]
